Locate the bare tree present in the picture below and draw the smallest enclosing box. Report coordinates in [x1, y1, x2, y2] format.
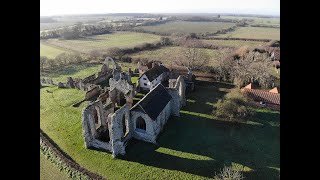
[175, 39, 209, 70]
[106, 47, 124, 60]
[90, 50, 103, 60]
[231, 51, 273, 88]
[215, 51, 235, 81]
[40, 56, 48, 72]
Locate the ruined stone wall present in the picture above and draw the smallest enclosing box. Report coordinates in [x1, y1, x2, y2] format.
[82, 101, 112, 152]
[154, 102, 171, 135]
[166, 89, 181, 117]
[85, 85, 101, 100]
[168, 76, 186, 108]
[82, 74, 96, 84]
[131, 111, 157, 144]
[108, 104, 131, 157]
[176, 76, 186, 107]
[91, 74, 112, 85]
[41, 78, 55, 85]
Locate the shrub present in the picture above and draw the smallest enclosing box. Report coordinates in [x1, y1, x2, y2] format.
[213, 88, 253, 122]
[89, 50, 103, 60]
[120, 55, 132, 63]
[214, 166, 244, 180]
[47, 58, 57, 69]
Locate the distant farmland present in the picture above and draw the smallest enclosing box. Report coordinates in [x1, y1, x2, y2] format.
[43, 32, 161, 54]
[222, 16, 280, 26]
[217, 27, 280, 40]
[40, 43, 69, 58]
[134, 21, 236, 35]
[129, 46, 228, 67]
[202, 39, 269, 48]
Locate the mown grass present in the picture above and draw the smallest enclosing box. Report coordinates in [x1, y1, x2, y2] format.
[129, 46, 228, 67]
[202, 39, 268, 48]
[40, 80, 279, 179]
[41, 62, 137, 84]
[217, 27, 280, 40]
[41, 63, 102, 83]
[134, 21, 236, 35]
[43, 32, 161, 54]
[40, 153, 70, 180]
[40, 42, 69, 59]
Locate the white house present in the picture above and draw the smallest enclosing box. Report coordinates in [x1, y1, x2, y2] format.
[138, 64, 169, 91]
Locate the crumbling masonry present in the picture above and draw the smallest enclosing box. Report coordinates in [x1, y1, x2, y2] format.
[81, 65, 186, 157]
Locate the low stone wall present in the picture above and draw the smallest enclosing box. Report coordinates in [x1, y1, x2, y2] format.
[40, 78, 55, 85]
[40, 129, 105, 180]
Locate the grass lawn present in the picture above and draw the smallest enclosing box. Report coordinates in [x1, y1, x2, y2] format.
[129, 46, 228, 67]
[41, 62, 137, 84]
[41, 63, 102, 83]
[217, 27, 280, 40]
[40, 153, 70, 180]
[40, 80, 279, 179]
[134, 21, 236, 35]
[202, 39, 268, 48]
[43, 32, 161, 54]
[40, 42, 69, 59]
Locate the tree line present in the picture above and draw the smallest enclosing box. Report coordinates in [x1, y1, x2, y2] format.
[40, 23, 113, 40]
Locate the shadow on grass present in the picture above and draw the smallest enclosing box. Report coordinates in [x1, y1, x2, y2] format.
[123, 80, 279, 179]
[40, 85, 50, 89]
[124, 112, 280, 179]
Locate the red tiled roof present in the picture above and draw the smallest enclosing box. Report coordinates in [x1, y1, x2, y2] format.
[243, 88, 280, 105]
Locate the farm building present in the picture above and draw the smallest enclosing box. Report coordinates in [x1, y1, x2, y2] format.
[241, 83, 280, 110]
[137, 61, 195, 91]
[138, 63, 169, 91]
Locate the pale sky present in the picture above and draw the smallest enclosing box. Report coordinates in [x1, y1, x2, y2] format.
[40, 0, 280, 16]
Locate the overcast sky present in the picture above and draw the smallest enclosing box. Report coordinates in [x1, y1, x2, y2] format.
[40, 0, 280, 16]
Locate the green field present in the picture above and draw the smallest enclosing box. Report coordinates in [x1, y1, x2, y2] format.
[41, 62, 136, 83]
[130, 46, 227, 67]
[40, 81, 280, 179]
[202, 39, 268, 48]
[40, 43, 69, 59]
[40, 153, 70, 180]
[222, 16, 280, 26]
[217, 27, 280, 40]
[41, 63, 102, 83]
[134, 21, 236, 35]
[43, 32, 161, 54]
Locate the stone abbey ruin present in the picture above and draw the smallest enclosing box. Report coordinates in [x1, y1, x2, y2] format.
[42, 57, 188, 157]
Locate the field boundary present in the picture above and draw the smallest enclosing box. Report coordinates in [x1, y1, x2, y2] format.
[203, 37, 272, 42]
[41, 40, 87, 55]
[40, 129, 106, 180]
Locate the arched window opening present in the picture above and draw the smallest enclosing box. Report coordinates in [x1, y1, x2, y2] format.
[136, 116, 146, 131]
[93, 108, 99, 128]
[122, 114, 127, 137]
